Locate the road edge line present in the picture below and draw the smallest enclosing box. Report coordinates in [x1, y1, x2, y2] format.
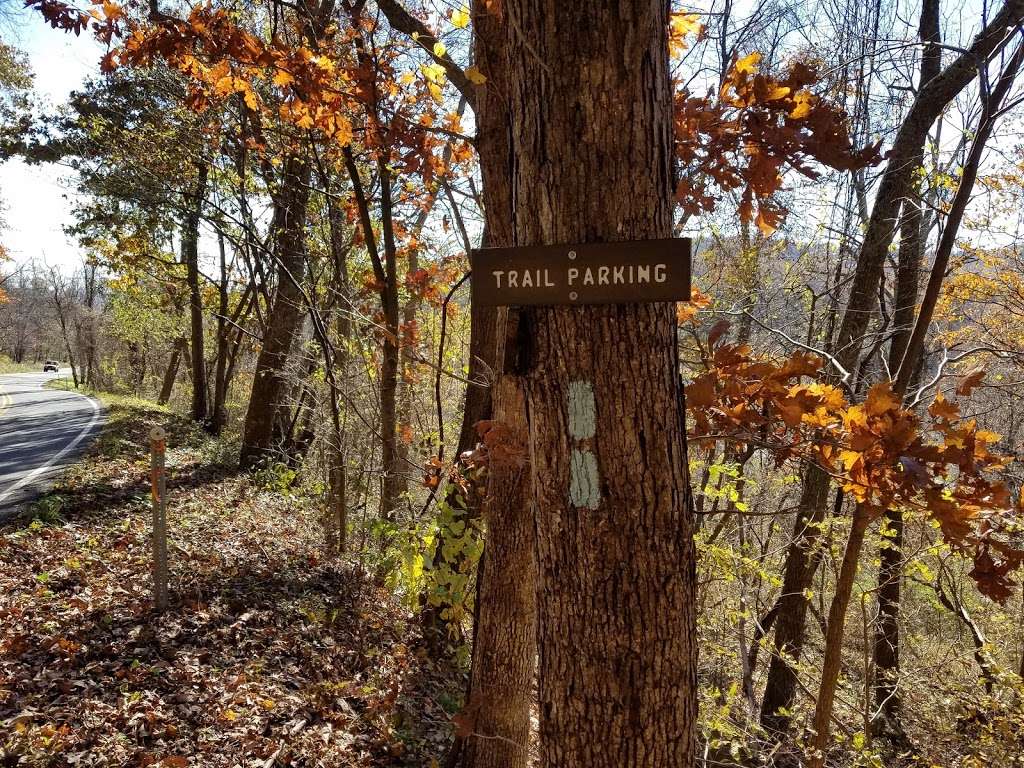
[0, 378, 105, 508]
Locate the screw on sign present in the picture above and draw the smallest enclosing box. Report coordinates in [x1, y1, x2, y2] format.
[149, 426, 169, 612]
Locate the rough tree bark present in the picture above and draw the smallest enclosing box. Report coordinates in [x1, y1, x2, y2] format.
[872, 0, 940, 736]
[455, 377, 535, 768]
[184, 161, 209, 424]
[506, 2, 698, 764]
[239, 154, 311, 468]
[158, 337, 185, 406]
[445, 7, 540, 765]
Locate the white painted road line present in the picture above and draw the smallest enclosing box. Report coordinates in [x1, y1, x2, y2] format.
[0, 374, 104, 509]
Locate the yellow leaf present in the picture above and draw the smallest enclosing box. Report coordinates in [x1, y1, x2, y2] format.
[451, 4, 470, 28]
[420, 61, 446, 83]
[734, 51, 761, 75]
[976, 429, 1001, 444]
[669, 12, 702, 55]
[213, 75, 235, 97]
[433, 41, 447, 58]
[839, 450, 862, 471]
[102, 1, 122, 21]
[333, 115, 353, 146]
[222, 709, 239, 721]
[243, 88, 259, 112]
[789, 90, 814, 120]
[865, 382, 901, 416]
[273, 69, 294, 88]
[465, 65, 487, 85]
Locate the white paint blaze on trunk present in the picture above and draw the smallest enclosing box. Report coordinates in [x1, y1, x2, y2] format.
[567, 380, 600, 509]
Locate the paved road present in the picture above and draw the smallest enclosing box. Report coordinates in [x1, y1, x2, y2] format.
[0, 371, 104, 517]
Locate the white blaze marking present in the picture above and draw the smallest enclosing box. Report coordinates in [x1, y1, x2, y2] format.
[567, 380, 600, 509]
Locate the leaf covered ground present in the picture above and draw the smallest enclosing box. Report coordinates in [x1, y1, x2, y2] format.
[0, 396, 462, 767]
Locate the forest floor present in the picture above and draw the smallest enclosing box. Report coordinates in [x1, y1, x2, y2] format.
[0, 394, 463, 767]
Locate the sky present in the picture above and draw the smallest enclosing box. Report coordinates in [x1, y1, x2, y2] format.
[1, 6, 102, 270]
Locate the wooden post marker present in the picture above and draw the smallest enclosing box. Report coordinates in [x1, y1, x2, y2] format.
[149, 426, 169, 612]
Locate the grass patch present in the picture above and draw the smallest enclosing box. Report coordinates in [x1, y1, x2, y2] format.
[0, 355, 37, 375]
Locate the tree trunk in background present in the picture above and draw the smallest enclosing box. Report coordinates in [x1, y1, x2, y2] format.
[455, 377, 535, 768]
[809, 507, 871, 768]
[833, 0, 1024, 367]
[873, 4, 940, 733]
[210, 233, 232, 435]
[377, 161, 405, 520]
[326, 186, 352, 553]
[809, 18, 1024, 765]
[240, 155, 311, 468]
[760, 0, 1024, 738]
[81, 263, 98, 389]
[184, 162, 209, 424]
[158, 337, 185, 406]
[507, 2, 697, 763]
[420, 0, 507, 654]
[50, 273, 79, 389]
[760, 466, 832, 732]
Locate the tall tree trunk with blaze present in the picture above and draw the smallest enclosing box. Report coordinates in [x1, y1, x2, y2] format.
[505, 2, 698, 764]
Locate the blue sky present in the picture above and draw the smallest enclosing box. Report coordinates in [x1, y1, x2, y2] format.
[2, 5, 101, 269]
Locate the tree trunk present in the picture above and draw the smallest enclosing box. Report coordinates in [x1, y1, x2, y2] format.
[377, 160, 404, 520]
[184, 162, 209, 424]
[379, 315, 402, 517]
[158, 338, 185, 406]
[872, 155, 930, 738]
[760, 464, 832, 732]
[809, 507, 871, 768]
[834, 0, 1024, 371]
[507, 2, 698, 764]
[760, 0, 1024, 739]
[420, 0, 507, 654]
[455, 377, 535, 768]
[210, 233, 231, 434]
[870, 0, 939, 724]
[325, 183, 352, 554]
[240, 155, 311, 468]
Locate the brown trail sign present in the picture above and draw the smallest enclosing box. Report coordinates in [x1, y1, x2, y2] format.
[470, 238, 691, 306]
